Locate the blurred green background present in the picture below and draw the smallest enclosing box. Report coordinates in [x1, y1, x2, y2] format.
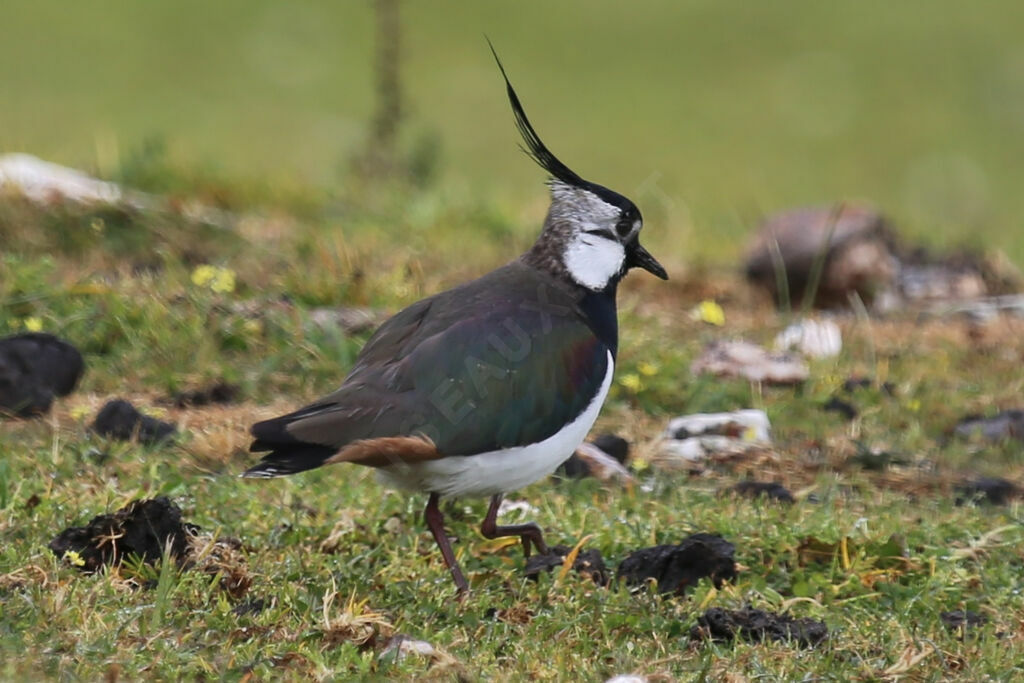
[2, 1, 1023, 264]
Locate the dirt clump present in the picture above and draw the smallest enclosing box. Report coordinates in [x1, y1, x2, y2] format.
[92, 399, 176, 443]
[727, 481, 795, 503]
[940, 609, 987, 636]
[955, 477, 1018, 505]
[166, 381, 240, 408]
[49, 496, 198, 572]
[954, 410, 1024, 443]
[556, 433, 630, 480]
[617, 533, 736, 595]
[523, 544, 610, 585]
[0, 333, 84, 417]
[690, 606, 828, 647]
[822, 396, 858, 420]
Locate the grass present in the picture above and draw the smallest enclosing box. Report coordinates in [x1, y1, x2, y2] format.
[1, 180, 1024, 680]
[3, 2, 1024, 265]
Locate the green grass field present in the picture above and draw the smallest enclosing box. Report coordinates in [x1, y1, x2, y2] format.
[3, 2, 1024, 680]
[3, 1, 1024, 264]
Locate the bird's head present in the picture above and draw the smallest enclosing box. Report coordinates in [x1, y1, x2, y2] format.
[491, 44, 668, 291]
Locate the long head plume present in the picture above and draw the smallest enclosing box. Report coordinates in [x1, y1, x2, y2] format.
[487, 39, 668, 286]
[487, 39, 585, 187]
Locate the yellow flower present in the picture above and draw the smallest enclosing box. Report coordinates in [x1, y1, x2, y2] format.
[692, 300, 725, 326]
[637, 361, 660, 377]
[191, 264, 216, 288]
[618, 373, 643, 392]
[70, 405, 91, 421]
[211, 268, 236, 294]
[23, 317, 43, 332]
[191, 265, 236, 294]
[821, 373, 842, 393]
[63, 550, 86, 567]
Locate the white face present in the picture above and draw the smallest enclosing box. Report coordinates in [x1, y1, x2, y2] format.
[551, 182, 641, 291]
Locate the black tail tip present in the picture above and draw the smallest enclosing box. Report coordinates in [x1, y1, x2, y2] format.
[240, 464, 289, 479]
[241, 444, 338, 479]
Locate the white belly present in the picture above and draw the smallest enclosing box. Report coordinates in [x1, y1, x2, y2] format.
[377, 352, 614, 498]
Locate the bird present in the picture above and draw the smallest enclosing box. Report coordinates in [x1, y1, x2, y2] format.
[243, 45, 667, 594]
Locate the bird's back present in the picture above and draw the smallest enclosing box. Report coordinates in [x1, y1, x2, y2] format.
[245, 260, 614, 476]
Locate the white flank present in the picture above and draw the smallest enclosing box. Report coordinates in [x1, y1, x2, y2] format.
[563, 233, 625, 291]
[377, 352, 615, 498]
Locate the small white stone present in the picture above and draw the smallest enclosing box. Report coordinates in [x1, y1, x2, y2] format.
[691, 340, 809, 384]
[665, 410, 771, 443]
[774, 318, 842, 358]
[658, 410, 772, 464]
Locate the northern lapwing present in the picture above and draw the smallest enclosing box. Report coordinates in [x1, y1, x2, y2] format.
[243, 47, 667, 593]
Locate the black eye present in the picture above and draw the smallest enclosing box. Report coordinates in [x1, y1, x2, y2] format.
[616, 218, 634, 238]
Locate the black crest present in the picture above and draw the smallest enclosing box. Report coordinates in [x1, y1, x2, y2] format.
[487, 39, 585, 188]
[487, 40, 639, 218]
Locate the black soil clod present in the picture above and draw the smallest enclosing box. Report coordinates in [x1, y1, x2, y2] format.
[940, 609, 987, 634]
[167, 381, 240, 408]
[955, 477, 1018, 506]
[728, 481, 795, 503]
[823, 396, 858, 420]
[842, 376, 894, 395]
[842, 376, 872, 392]
[555, 433, 630, 479]
[555, 454, 590, 479]
[49, 496, 198, 572]
[690, 607, 828, 647]
[954, 410, 1024, 442]
[616, 533, 736, 595]
[232, 597, 268, 617]
[0, 333, 84, 417]
[92, 399, 176, 444]
[523, 544, 609, 585]
[590, 434, 630, 464]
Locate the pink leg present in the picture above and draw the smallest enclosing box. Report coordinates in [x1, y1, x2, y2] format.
[479, 494, 548, 557]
